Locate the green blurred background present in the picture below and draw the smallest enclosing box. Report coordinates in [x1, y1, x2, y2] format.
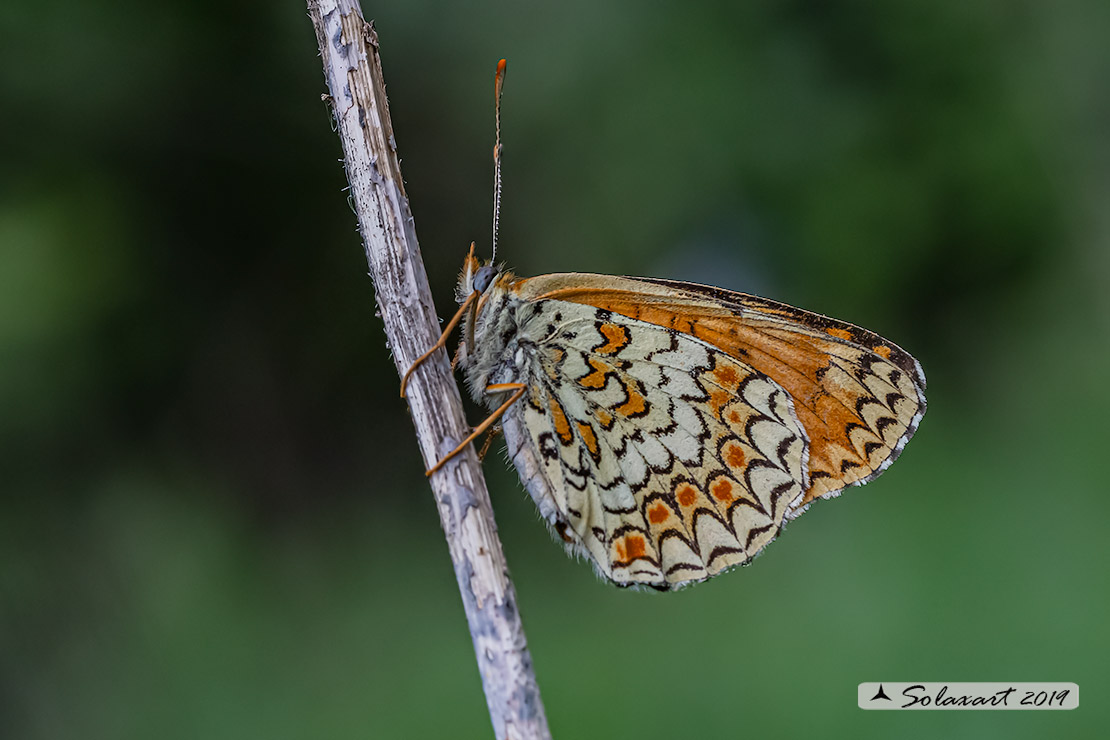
[2, 1, 1107, 738]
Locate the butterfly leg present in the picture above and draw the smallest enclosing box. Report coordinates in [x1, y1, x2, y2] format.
[425, 383, 526, 477]
[400, 289, 479, 398]
[477, 425, 502, 461]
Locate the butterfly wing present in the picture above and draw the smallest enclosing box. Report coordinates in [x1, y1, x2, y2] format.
[495, 299, 809, 589]
[513, 273, 926, 512]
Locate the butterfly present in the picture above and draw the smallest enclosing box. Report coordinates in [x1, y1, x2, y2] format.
[400, 60, 926, 590]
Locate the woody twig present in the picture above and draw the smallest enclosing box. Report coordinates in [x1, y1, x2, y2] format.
[306, 3, 552, 738]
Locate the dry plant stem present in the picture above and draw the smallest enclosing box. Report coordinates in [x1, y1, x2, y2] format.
[306, 3, 552, 739]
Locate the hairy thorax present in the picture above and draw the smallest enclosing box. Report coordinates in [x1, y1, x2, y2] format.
[460, 276, 527, 406]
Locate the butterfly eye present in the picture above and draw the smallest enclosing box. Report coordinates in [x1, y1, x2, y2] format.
[473, 265, 498, 293]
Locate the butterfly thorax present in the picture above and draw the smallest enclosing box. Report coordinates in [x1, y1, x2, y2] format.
[456, 267, 536, 407]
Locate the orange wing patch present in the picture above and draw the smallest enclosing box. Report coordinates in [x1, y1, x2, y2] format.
[712, 363, 741, 389]
[614, 379, 648, 417]
[675, 483, 698, 508]
[722, 440, 747, 471]
[706, 387, 731, 418]
[576, 421, 600, 459]
[614, 534, 648, 565]
[549, 396, 573, 445]
[594, 322, 631, 354]
[578, 357, 612, 389]
[648, 503, 671, 524]
[710, 477, 735, 503]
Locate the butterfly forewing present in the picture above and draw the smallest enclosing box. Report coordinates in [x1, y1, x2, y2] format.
[514, 273, 926, 511]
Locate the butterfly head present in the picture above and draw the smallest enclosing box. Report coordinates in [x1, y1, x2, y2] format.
[473, 264, 498, 293]
[455, 243, 512, 365]
[456, 242, 505, 303]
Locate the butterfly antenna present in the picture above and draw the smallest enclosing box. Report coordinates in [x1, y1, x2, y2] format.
[491, 58, 507, 262]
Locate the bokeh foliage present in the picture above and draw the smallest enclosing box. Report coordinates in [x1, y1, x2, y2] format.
[2, 1, 1107, 738]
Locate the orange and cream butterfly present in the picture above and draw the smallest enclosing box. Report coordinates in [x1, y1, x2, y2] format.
[402, 60, 926, 590]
